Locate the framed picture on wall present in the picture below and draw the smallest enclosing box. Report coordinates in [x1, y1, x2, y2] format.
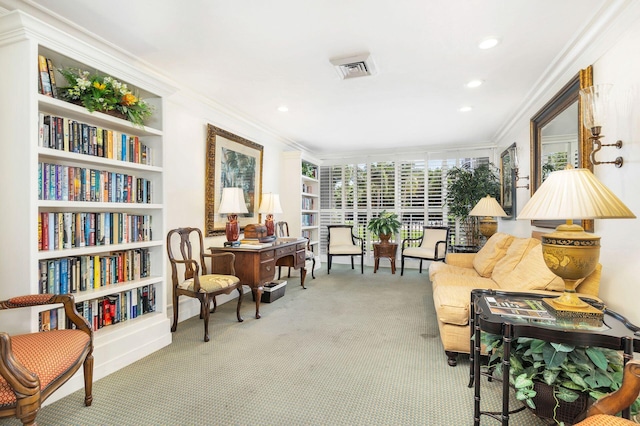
[500, 143, 516, 219]
[205, 124, 263, 237]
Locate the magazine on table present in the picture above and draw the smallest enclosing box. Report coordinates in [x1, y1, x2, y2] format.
[484, 296, 556, 321]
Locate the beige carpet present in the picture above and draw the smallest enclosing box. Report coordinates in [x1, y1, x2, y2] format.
[1, 264, 546, 425]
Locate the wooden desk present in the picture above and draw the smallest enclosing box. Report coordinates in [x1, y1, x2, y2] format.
[210, 238, 307, 319]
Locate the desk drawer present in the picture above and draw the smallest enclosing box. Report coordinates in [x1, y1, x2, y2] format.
[260, 250, 275, 261]
[275, 245, 295, 257]
[260, 260, 276, 281]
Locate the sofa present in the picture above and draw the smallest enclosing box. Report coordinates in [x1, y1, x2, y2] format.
[428, 232, 601, 366]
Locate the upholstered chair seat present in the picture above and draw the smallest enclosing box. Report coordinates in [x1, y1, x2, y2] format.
[179, 275, 241, 293]
[401, 226, 450, 275]
[327, 225, 364, 274]
[0, 293, 93, 426]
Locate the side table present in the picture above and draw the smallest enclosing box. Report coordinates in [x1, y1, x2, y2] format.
[469, 288, 640, 425]
[373, 242, 398, 274]
[451, 244, 480, 253]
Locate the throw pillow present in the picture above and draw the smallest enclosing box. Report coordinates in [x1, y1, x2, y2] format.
[472, 232, 514, 277]
[492, 238, 541, 287]
[499, 244, 565, 291]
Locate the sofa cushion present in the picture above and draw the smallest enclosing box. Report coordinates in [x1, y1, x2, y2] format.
[433, 279, 496, 326]
[492, 238, 541, 287]
[429, 262, 480, 283]
[497, 244, 565, 291]
[472, 232, 514, 277]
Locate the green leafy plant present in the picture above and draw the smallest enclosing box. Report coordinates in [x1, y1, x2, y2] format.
[481, 333, 640, 421]
[58, 68, 153, 127]
[367, 210, 402, 239]
[445, 162, 500, 245]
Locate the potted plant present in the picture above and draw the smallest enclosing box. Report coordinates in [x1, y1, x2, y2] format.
[481, 333, 640, 424]
[446, 162, 500, 246]
[367, 210, 402, 244]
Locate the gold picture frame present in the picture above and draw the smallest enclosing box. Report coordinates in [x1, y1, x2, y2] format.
[205, 124, 263, 237]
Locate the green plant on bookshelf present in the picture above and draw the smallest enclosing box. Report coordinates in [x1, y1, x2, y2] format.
[481, 333, 640, 423]
[301, 161, 316, 179]
[58, 68, 153, 127]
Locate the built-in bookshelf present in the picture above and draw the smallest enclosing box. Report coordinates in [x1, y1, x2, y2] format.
[281, 151, 321, 271]
[0, 10, 171, 403]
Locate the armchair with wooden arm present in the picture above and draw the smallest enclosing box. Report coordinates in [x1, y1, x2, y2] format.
[0, 293, 93, 426]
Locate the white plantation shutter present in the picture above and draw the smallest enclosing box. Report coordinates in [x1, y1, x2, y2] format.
[319, 149, 496, 257]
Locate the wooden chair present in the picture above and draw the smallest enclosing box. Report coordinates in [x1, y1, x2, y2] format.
[327, 225, 364, 274]
[574, 360, 640, 425]
[0, 294, 93, 426]
[167, 227, 244, 342]
[400, 226, 450, 276]
[275, 221, 316, 280]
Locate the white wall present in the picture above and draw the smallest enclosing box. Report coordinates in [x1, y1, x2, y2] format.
[495, 7, 640, 324]
[162, 92, 294, 320]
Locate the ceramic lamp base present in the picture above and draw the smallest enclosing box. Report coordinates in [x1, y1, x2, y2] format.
[225, 214, 240, 242]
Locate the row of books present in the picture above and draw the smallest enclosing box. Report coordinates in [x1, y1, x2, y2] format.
[301, 197, 314, 210]
[38, 285, 156, 332]
[301, 183, 314, 194]
[38, 248, 150, 294]
[38, 162, 153, 204]
[38, 113, 153, 165]
[301, 213, 315, 226]
[38, 54, 58, 98]
[39, 212, 153, 251]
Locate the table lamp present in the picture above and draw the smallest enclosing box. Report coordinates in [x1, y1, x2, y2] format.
[517, 165, 635, 314]
[258, 192, 283, 237]
[217, 187, 249, 243]
[469, 195, 507, 238]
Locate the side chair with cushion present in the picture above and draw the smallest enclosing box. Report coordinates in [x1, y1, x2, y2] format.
[167, 227, 243, 342]
[275, 221, 316, 280]
[327, 225, 364, 274]
[400, 226, 450, 276]
[574, 360, 640, 425]
[0, 294, 93, 426]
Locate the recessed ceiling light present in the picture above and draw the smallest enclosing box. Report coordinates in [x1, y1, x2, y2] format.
[459, 106, 472, 112]
[277, 105, 289, 112]
[478, 37, 499, 50]
[466, 79, 483, 88]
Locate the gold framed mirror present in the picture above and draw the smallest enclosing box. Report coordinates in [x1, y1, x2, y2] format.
[529, 65, 593, 232]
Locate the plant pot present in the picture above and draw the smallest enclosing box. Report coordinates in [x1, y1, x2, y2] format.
[378, 233, 392, 245]
[531, 382, 590, 425]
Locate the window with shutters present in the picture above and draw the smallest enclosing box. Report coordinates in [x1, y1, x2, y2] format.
[319, 149, 495, 258]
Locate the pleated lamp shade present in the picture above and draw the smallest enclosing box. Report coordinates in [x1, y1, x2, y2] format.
[517, 166, 635, 220]
[469, 195, 507, 218]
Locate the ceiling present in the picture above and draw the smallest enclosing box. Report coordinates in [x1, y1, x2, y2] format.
[22, 0, 608, 156]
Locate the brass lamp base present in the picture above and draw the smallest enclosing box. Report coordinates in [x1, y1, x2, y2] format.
[541, 222, 601, 315]
[478, 217, 497, 238]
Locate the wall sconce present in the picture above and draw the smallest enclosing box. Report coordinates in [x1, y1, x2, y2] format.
[579, 84, 623, 168]
[509, 144, 530, 190]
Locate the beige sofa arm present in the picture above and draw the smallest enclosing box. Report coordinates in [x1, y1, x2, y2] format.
[445, 253, 475, 268]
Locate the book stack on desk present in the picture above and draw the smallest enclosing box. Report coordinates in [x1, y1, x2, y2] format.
[239, 239, 273, 249]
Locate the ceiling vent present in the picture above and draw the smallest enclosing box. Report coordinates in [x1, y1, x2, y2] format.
[330, 53, 377, 80]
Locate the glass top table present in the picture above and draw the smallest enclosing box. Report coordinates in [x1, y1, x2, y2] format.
[469, 288, 640, 425]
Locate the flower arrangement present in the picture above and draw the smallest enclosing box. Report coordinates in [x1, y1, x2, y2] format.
[58, 68, 153, 127]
